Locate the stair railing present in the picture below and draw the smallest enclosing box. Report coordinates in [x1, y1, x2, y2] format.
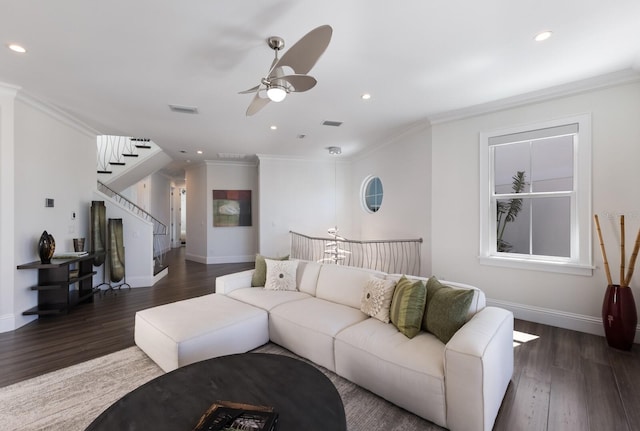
[97, 180, 168, 267]
[290, 231, 423, 276]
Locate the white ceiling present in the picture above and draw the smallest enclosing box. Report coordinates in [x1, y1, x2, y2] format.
[1, 0, 639, 174]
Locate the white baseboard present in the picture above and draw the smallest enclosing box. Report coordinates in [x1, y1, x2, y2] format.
[152, 267, 168, 285]
[487, 298, 640, 344]
[185, 253, 254, 265]
[0, 313, 15, 333]
[0, 313, 37, 333]
[206, 255, 254, 264]
[185, 253, 207, 264]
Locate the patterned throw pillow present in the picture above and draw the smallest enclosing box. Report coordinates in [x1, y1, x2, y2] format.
[360, 277, 397, 323]
[423, 276, 474, 344]
[251, 254, 289, 287]
[389, 276, 427, 339]
[264, 259, 299, 291]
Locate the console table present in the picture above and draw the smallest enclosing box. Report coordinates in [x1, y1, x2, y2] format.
[18, 253, 99, 316]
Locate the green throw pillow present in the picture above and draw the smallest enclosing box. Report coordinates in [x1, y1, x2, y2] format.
[423, 276, 474, 344]
[251, 254, 289, 287]
[389, 276, 427, 339]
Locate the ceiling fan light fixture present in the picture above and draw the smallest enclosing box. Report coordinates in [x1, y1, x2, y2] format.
[267, 85, 287, 102]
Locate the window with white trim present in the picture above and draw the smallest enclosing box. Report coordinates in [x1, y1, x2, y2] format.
[479, 114, 593, 275]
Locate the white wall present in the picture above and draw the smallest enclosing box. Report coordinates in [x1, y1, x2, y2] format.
[10, 94, 96, 330]
[351, 124, 432, 276]
[431, 80, 640, 338]
[0, 83, 18, 332]
[258, 155, 352, 257]
[185, 162, 208, 263]
[206, 161, 258, 263]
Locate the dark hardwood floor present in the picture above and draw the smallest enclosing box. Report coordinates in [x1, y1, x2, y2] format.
[1, 247, 638, 430]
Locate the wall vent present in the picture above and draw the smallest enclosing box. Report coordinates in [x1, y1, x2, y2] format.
[322, 120, 343, 127]
[169, 104, 199, 114]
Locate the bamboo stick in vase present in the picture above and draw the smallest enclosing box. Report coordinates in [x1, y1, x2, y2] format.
[620, 215, 625, 287]
[624, 226, 640, 287]
[594, 214, 613, 286]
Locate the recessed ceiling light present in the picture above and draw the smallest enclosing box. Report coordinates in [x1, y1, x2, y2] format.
[534, 31, 553, 42]
[8, 43, 27, 53]
[361, 93, 371, 100]
[270, 125, 277, 130]
[196, 150, 203, 155]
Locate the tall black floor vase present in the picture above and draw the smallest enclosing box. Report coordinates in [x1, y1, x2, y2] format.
[90, 201, 106, 266]
[107, 218, 130, 290]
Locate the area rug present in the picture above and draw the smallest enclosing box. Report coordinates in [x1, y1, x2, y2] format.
[0, 344, 442, 431]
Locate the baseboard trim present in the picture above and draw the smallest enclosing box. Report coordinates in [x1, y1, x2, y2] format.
[487, 298, 639, 343]
[0, 314, 15, 333]
[206, 255, 254, 264]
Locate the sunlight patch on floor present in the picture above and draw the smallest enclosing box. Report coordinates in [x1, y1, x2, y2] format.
[513, 330, 540, 347]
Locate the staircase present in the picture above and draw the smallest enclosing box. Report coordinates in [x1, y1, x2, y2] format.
[97, 180, 168, 273]
[96, 134, 172, 275]
[97, 135, 172, 193]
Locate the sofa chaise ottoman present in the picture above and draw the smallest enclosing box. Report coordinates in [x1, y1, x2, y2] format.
[134, 294, 269, 372]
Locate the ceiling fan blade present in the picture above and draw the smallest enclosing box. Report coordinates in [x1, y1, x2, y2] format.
[275, 25, 332, 74]
[238, 84, 260, 94]
[278, 74, 317, 92]
[246, 92, 270, 116]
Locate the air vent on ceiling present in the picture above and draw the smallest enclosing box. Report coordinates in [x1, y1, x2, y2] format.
[169, 104, 199, 114]
[322, 120, 343, 127]
[217, 153, 247, 160]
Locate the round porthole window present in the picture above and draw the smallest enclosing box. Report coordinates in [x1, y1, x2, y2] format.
[361, 176, 383, 213]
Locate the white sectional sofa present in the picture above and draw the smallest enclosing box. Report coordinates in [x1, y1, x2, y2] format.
[135, 260, 513, 431]
[215, 261, 514, 431]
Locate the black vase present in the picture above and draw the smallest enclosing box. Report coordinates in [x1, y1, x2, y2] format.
[91, 201, 106, 266]
[38, 230, 55, 264]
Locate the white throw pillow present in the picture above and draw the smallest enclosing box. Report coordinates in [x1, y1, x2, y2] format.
[264, 259, 299, 291]
[360, 277, 397, 323]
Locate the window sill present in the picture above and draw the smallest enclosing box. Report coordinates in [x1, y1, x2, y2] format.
[478, 255, 594, 276]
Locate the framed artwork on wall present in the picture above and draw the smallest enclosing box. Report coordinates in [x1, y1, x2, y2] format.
[212, 190, 252, 227]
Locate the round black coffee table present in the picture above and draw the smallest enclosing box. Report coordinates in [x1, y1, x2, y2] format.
[85, 353, 346, 431]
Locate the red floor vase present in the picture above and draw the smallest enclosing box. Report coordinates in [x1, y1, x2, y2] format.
[602, 284, 637, 351]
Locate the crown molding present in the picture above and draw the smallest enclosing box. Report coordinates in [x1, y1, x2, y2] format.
[428, 69, 640, 125]
[15, 90, 100, 138]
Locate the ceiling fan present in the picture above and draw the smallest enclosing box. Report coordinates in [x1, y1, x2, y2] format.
[240, 25, 333, 116]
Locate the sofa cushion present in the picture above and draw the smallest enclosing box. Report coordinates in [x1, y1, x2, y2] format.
[315, 264, 387, 309]
[334, 318, 447, 427]
[264, 259, 298, 291]
[295, 260, 322, 296]
[269, 297, 369, 371]
[389, 276, 427, 339]
[424, 276, 474, 344]
[227, 288, 310, 311]
[251, 254, 288, 287]
[360, 277, 397, 323]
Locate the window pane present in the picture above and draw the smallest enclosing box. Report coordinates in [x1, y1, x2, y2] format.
[497, 198, 530, 253]
[532, 197, 571, 257]
[364, 177, 383, 213]
[531, 135, 573, 192]
[494, 143, 529, 194]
